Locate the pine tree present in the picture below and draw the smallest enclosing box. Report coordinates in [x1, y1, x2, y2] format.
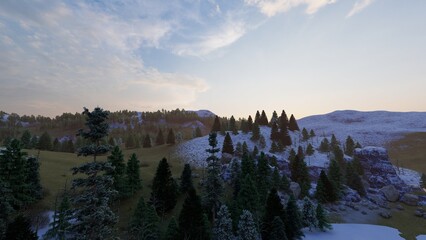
[20, 130, 31, 149]
[44, 190, 71, 240]
[285, 195, 304, 240]
[222, 132, 234, 155]
[315, 170, 337, 203]
[346, 162, 366, 197]
[290, 156, 311, 198]
[270, 110, 278, 125]
[247, 115, 253, 131]
[38, 131, 52, 150]
[25, 156, 42, 200]
[306, 143, 315, 156]
[252, 145, 259, 158]
[30, 135, 38, 149]
[254, 111, 261, 125]
[167, 128, 176, 144]
[302, 197, 317, 231]
[309, 129, 316, 138]
[330, 134, 339, 148]
[68, 107, 117, 239]
[130, 197, 160, 240]
[155, 128, 165, 145]
[164, 217, 179, 240]
[238, 210, 260, 240]
[211, 116, 221, 132]
[241, 154, 255, 178]
[302, 128, 309, 141]
[143, 133, 152, 148]
[240, 120, 248, 134]
[345, 136, 355, 156]
[180, 163, 193, 194]
[269, 141, 278, 153]
[106, 146, 128, 198]
[328, 159, 343, 199]
[319, 138, 330, 152]
[213, 205, 234, 240]
[288, 114, 300, 131]
[352, 156, 365, 176]
[251, 123, 260, 141]
[52, 138, 61, 152]
[230, 159, 241, 198]
[230, 116, 238, 135]
[150, 158, 178, 214]
[316, 203, 332, 232]
[256, 152, 271, 205]
[270, 122, 280, 141]
[259, 110, 269, 126]
[126, 153, 142, 196]
[280, 174, 291, 193]
[242, 141, 249, 156]
[179, 188, 208, 240]
[280, 127, 292, 147]
[297, 145, 305, 160]
[258, 135, 266, 149]
[270, 216, 287, 240]
[5, 215, 37, 240]
[237, 174, 259, 216]
[220, 118, 228, 135]
[262, 188, 285, 240]
[0, 179, 13, 240]
[64, 139, 75, 153]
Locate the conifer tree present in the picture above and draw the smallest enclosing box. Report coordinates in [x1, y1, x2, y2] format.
[270, 110, 278, 125]
[106, 146, 128, 198]
[251, 123, 260, 141]
[44, 190, 71, 240]
[5, 215, 37, 240]
[270, 122, 280, 141]
[280, 127, 292, 147]
[315, 170, 337, 203]
[240, 119, 249, 134]
[25, 156, 42, 200]
[279, 110, 289, 130]
[30, 135, 38, 149]
[126, 134, 136, 149]
[130, 197, 160, 240]
[164, 217, 179, 240]
[309, 129, 316, 138]
[285, 195, 304, 240]
[220, 118, 228, 135]
[204, 132, 223, 220]
[211, 116, 221, 132]
[150, 158, 178, 214]
[241, 154, 255, 178]
[319, 138, 330, 152]
[252, 145, 259, 157]
[316, 203, 332, 232]
[237, 175, 259, 217]
[254, 111, 261, 125]
[297, 145, 305, 160]
[20, 130, 31, 149]
[262, 188, 285, 240]
[195, 126, 203, 138]
[281, 174, 291, 193]
[238, 210, 260, 240]
[180, 163, 193, 194]
[155, 128, 165, 145]
[269, 142, 279, 153]
[302, 197, 317, 231]
[167, 128, 176, 144]
[230, 159, 241, 198]
[346, 162, 366, 197]
[0, 179, 13, 240]
[345, 136, 355, 156]
[259, 110, 269, 126]
[352, 156, 365, 176]
[65, 139, 75, 153]
[143, 133, 152, 148]
[230, 116, 238, 135]
[179, 188, 208, 240]
[126, 153, 142, 196]
[53, 138, 61, 152]
[38, 131, 52, 150]
[328, 159, 343, 198]
[355, 142, 362, 149]
[256, 152, 271, 204]
[302, 128, 309, 141]
[290, 156, 311, 198]
[222, 132, 234, 155]
[271, 167, 281, 190]
[235, 142, 243, 156]
[242, 141, 249, 156]
[288, 114, 300, 131]
[330, 134, 339, 148]
[212, 205, 234, 240]
[306, 143, 315, 156]
[270, 216, 287, 240]
[247, 115, 253, 131]
[258, 135, 266, 149]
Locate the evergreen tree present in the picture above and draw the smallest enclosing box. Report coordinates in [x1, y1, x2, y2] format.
[302, 197, 317, 231]
[279, 110, 289, 132]
[254, 111, 261, 125]
[178, 188, 208, 240]
[270, 216, 287, 240]
[130, 197, 160, 240]
[241, 154, 255, 178]
[285, 195, 304, 240]
[270, 122, 280, 141]
[346, 162, 366, 197]
[269, 141, 279, 153]
[247, 115, 253, 131]
[44, 190, 71, 240]
[211, 116, 221, 132]
[237, 175, 259, 216]
[143, 133, 152, 148]
[345, 136, 355, 156]
[297, 146, 305, 160]
[271, 167, 281, 191]
[204, 132, 223, 220]
[319, 138, 330, 152]
[262, 188, 285, 240]
[68, 107, 117, 239]
[330, 134, 339, 148]
[238, 210, 260, 240]
[302, 128, 309, 141]
[235, 142, 243, 156]
[421, 173, 426, 189]
[256, 152, 271, 204]
[164, 217, 179, 240]
[328, 159, 343, 198]
[155, 128, 165, 145]
[2, 136, 12, 147]
[0, 179, 13, 240]
[126, 134, 136, 149]
[64, 139, 75, 153]
[30, 135, 38, 149]
[251, 123, 260, 141]
[240, 120, 248, 134]
[5, 215, 37, 240]
[126, 153, 142, 196]
[259, 110, 269, 126]
[213, 205, 234, 240]
[280, 127, 292, 147]
[306, 143, 315, 156]
[52, 138, 61, 152]
[167, 128, 176, 145]
[230, 116, 238, 135]
[288, 114, 300, 131]
[106, 146, 128, 198]
[180, 163, 193, 194]
[290, 156, 311, 198]
[270, 110, 278, 125]
[258, 135, 266, 149]
[252, 146, 259, 158]
[316, 204, 332, 232]
[38, 131, 52, 150]
[25, 156, 42, 200]
[242, 141, 249, 156]
[280, 174, 291, 193]
[315, 170, 337, 203]
[352, 156, 365, 176]
[195, 126, 203, 138]
[150, 158, 178, 214]
[230, 159, 241, 198]
[309, 129, 316, 138]
[222, 132, 234, 155]
[332, 145, 345, 168]
[20, 130, 31, 149]
[220, 118, 228, 136]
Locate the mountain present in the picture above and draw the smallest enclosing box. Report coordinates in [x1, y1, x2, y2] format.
[299, 110, 426, 146]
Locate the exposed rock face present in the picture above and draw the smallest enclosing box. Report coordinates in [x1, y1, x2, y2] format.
[401, 193, 419, 206]
[380, 185, 400, 202]
[354, 147, 408, 191]
[290, 182, 301, 199]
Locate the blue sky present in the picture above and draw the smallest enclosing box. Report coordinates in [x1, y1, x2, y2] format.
[0, 0, 425, 119]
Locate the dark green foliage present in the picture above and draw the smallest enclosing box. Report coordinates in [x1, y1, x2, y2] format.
[353, 156, 365, 176]
[280, 127, 292, 147]
[421, 173, 426, 189]
[235, 142, 243, 156]
[38, 131, 52, 150]
[52, 138, 61, 152]
[332, 145, 345, 169]
[211, 116, 221, 132]
[179, 188, 209, 240]
[237, 210, 260, 240]
[288, 148, 296, 162]
[259, 110, 269, 126]
[316, 204, 332, 232]
[164, 217, 179, 240]
[20, 130, 31, 149]
[345, 136, 355, 156]
[143, 134, 152, 148]
[126, 153, 142, 196]
[222, 132, 234, 155]
[242, 141, 249, 156]
[62, 139, 75, 153]
[306, 143, 314, 156]
[180, 164, 193, 194]
[280, 174, 291, 193]
[297, 146, 305, 160]
[254, 111, 261, 125]
[0, 179, 13, 240]
[126, 134, 136, 149]
[247, 115, 253, 131]
[258, 135, 266, 149]
[270, 216, 287, 240]
[288, 114, 300, 131]
[346, 162, 366, 197]
[195, 126, 203, 138]
[204, 132, 223, 219]
[250, 123, 260, 141]
[269, 141, 279, 153]
[271, 167, 281, 190]
[302, 197, 317, 231]
[270, 110, 278, 125]
[150, 158, 178, 214]
[315, 170, 337, 203]
[5, 215, 37, 240]
[237, 175, 259, 216]
[241, 154, 255, 178]
[30, 135, 38, 149]
[330, 134, 339, 148]
[130, 197, 160, 240]
[45, 191, 71, 240]
[309, 129, 316, 138]
[230, 116, 238, 135]
[319, 138, 330, 152]
[25, 156, 42, 200]
[328, 160, 343, 198]
[302, 128, 309, 141]
[167, 128, 176, 145]
[279, 110, 289, 131]
[290, 156, 311, 198]
[107, 146, 128, 198]
[240, 120, 249, 134]
[2, 136, 12, 147]
[270, 122, 280, 141]
[285, 195, 304, 240]
[213, 205, 234, 240]
[256, 152, 271, 204]
[230, 159, 241, 198]
[262, 188, 285, 240]
[155, 128, 165, 145]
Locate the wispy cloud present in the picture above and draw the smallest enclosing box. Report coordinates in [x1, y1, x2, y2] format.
[347, 0, 375, 18]
[245, 0, 337, 17]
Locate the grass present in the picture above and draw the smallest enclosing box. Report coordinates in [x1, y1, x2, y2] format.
[387, 132, 426, 174]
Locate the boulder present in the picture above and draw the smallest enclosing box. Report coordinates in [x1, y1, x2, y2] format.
[380, 185, 400, 202]
[401, 193, 419, 206]
[290, 182, 301, 199]
[379, 211, 392, 219]
[415, 210, 423, 217]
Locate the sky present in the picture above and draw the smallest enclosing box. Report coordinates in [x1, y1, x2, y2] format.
[0, 0, 425, 119]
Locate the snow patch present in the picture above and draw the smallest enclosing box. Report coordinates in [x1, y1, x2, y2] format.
[394, 166, 421, 188]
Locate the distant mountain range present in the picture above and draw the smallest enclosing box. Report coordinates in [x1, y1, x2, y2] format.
[299, 110, 426, 147]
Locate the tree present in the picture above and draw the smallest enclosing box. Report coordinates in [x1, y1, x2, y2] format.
[44, 190, 71, 240]
[25, 156, 42, 200]
[319, 138, 330, 152]
[346, 162, 366, 197]
[126, 153, 142, 196]
[270, 216, 287, 240]
[262, 188, 285, 240]
[30, 135, 38, 149]
[250, 123, 260, 141]
[126, 134, 136, 149]
[240, 120, 248, 134]
[270, 110, 278, 125]
[241, 154, 255, 178]
[256, 152, 271, 205]
[237, 174, 259, 218]
[130, 197, 160, 240]
[230, 116, 238, 135]
[180, 163, 193, 194]
[259, 110, 269, 126]
[52, 138, 61, 152]
[238, 210, 260, 240]
[290, 156, 311, 198]
[421, 173, 426, 189]
[20, 130, 31, 149]
[254, 111, 261, 125]
[179, 188, 208, 240]
[222, 132, 234, 155]
[288, 114, 300, 131]
[330, 134, 339, 148]
[68, 107, 117, 239]
[204, 132, 223, 220]
[5, 215, 37, 240]
[270, 122, 280, 141]
[306, 143, 314, 156]
[63, 139, 75, 153]
[280, 174, 291, 193]
[328, 159, 343, 199]
[155, 128, 165, 145]
[247, 115, 253, 131]
[316, 203, 332, 231]
[150, 158, 178, 214]
[38, 131, 52, 150]
[280, 126, 292, 147]
[143, 134, 152, 148]
[302, 128, 309, 141]
[345, 136, 355, 156]
[106, 146, 128, 198]
[167, 128, 176, 144]
[258, 135, 266, 149]
[285, 195, 304, 240]
[164, 217, 179, 240]
[315, 170, 337, 203]
[211, 116, 221, 132]
[309, 129, 316, 138]
[0, 179, 13, 240]
[212, 205, 234, 240]
[302, 197, 317, 231]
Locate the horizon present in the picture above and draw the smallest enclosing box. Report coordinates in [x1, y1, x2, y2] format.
[1, 1, 426, 118]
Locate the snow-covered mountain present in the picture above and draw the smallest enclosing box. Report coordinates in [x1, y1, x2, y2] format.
[187, 109, 215, 118]
[299, 110, 426, 147]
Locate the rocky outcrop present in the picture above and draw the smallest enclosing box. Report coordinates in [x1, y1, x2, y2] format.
[290, 182, 301, 199]
[401, 193, 419, 206]
[380, 185, 400, 202]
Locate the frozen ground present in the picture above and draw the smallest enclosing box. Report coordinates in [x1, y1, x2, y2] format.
[394, 166, 421, 188]
[299, 110, 426, 147]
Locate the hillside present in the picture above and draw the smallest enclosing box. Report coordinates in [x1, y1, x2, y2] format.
[299, 110, 426, 147]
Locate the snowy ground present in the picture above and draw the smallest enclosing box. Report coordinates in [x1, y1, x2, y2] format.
[299, 110, 426, 147]
[304, 224, 405, 240]
[35, 211, 54, 238]
[394, 166, 421, 188]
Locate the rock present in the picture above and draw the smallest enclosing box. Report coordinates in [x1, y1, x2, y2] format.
[362, 211, 367, 215]
[401, 193, 419, 206]
[415, 210, 423, 217]
[379, 211, 392, 219]
[353, 205, 360, 211]
[342, 187, 361, 202]
[369, 194, 387, 207]
[339, 206, 346, 211]
[380, 185, 400, 202]
[396, 204, 404, 211]
[290, 182, 301, 199]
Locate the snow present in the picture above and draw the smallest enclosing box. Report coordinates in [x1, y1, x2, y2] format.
[35, 211, 54, 238]
[394, 166, 421, 188]
[299, 110, 426, 147]
[417, 236, 426, 240]
[304, 224, 405, 240]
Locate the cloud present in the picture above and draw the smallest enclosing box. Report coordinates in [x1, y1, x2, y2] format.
[347, 0, 375, 18]
[245, 0, 337, 17]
